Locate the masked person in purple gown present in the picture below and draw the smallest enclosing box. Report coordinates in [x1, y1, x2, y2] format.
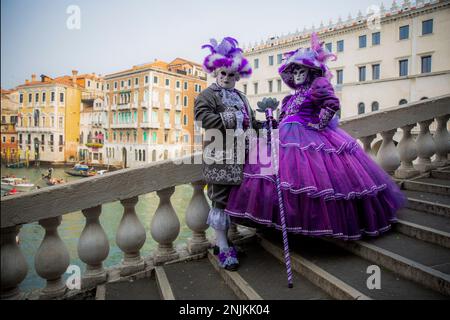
[225, 33, 407, 240]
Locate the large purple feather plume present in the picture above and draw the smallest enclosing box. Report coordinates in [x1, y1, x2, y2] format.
[201, 37, 252, 78]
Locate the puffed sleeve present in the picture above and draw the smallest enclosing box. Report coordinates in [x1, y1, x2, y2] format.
[310, 77, 340, 112]
[277, 94, 293, 124]
[309, 77, 340, 130]
[194, 91, 236, 132]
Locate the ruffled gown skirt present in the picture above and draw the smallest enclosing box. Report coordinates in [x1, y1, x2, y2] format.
[225, 117, 407, 240]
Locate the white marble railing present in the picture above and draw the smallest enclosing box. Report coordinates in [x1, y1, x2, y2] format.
[1, 94, 449, 300]
[339, 94, 449, 177]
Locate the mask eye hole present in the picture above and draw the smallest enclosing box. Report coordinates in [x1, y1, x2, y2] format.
[221, 71, 227, 76]
[228, 73, 235, 78]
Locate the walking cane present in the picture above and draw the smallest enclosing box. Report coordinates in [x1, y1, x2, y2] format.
[257, 98, 294, 288]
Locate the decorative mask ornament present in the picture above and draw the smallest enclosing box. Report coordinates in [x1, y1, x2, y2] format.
[293, 66, 310, 85]
[279, 32, 337, 90]
[201, 37, 252, 80]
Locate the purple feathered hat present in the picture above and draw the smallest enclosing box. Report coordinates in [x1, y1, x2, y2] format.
[201, 37, 252, 78]
[279, 32, 337, 89]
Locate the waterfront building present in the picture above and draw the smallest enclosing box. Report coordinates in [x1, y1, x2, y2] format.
[77, 73, 107, 165]
[15, 72, 82, 163]
[0, 89, 19, 163]
[236, 0, 450, 120]
[104, 58, 206, 168]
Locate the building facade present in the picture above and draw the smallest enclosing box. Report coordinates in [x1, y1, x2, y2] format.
[15, 72, 82, 163]
[1, 89, 19, 164]
[236, 0, 450, 120]
[77, 73, 107, 165]
[104, 58, 206, 168]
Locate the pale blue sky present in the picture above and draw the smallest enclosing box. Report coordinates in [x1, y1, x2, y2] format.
[1, 0, 393, 89]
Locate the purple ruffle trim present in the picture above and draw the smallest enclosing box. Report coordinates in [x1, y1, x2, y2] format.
[226, 208, 398, 241]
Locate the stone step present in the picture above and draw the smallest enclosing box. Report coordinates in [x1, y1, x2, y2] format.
[208, 243, 332, 300]
[404, 190, 450, 218]
[395, 208, 450, 248]
[431, 169, 450, 180]
[98, 276, 161, 300]
[403, 178, 450, 196]
[258, 232, 448, 300]
[163, 258, 238, 300]
[330, 231, 450, 296]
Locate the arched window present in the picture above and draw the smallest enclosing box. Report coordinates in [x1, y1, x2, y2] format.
[139, 150, 142, 161]
[142, 150, 146, 162]
[135, 149, 138, 161]
[399, 99, 408, 105]
[358, 103, 365, 115]
[371, 101, 379, 112]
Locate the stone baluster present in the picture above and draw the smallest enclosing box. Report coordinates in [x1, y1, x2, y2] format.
[432, 115, 450, 167]
[116, 197, 146, 276]
[376, 129, 400, 174]
[228, 223, 242, 242]
[415, 119, 436, 172]
[185, 181, 210, 254]
[1, 226, 28, 300]
[77, 205, 109, 288]
[359, 134, 377, 161]
[35, 216, 70, 299]
[395, 124, 420, 178]
[151, 187, 180, 264]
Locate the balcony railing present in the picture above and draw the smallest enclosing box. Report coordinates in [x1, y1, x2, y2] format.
[1, 95, 449, 300]
[110, 122, 138, 129]
[15, 126, 60, 133]
[140, 122, 160, 129]
[117, 103, 130, 110]
[164, 104, 171, 110]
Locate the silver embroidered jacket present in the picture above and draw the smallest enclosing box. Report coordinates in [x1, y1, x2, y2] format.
[194, 83, 263, 185]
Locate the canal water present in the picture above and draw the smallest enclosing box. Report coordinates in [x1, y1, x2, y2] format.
[1, 164, 212, 292]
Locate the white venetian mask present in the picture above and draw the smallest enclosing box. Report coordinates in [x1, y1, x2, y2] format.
[216, 68, 239, 89]
[293, 66, 309, 85]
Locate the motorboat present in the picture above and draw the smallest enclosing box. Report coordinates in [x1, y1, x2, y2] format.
[1, 177, 35, 192]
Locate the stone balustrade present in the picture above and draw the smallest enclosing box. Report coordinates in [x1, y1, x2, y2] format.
[0, 154, 214, 299]
[339, 94, 449, 178]
[1, 94, 449, 300]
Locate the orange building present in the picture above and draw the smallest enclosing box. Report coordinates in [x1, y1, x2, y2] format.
[104, 58, 206, 168]
[1, 89, 19, 164]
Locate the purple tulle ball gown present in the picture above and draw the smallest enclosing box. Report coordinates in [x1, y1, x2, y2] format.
[225, 77, 407, 240]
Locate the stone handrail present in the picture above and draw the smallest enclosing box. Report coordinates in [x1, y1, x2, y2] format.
[1, 155, 203, 228]
[339, 94, 450, 138]
[1, 95, 449, 300]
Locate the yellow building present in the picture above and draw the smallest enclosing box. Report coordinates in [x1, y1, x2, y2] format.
[16, 72, 82, 163]
[104, 58, 206, 168]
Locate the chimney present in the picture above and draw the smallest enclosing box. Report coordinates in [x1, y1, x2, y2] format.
[25, 79, 29, 85]
[72, 70, 78, 87]
[31, 74, 36, 82]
